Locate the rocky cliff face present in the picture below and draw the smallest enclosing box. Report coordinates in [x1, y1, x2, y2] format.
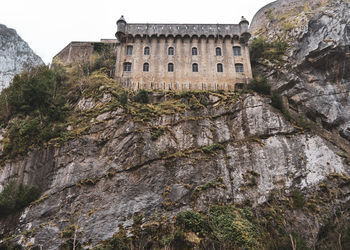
[0, 24, 43, 91]
[250, 0, 350, 141]
[0, 90, 349, 249]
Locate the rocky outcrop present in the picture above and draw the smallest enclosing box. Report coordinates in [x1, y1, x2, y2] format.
[250, 0, 350, 142]
[0, 93, 348, 249]
[0, 24, 43, 91]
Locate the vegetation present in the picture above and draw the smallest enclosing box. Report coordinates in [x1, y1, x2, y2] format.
[0, 180, 40, 218]
[247, 76, 271, 95]
[134, 89, 149, 104]
[202, 143, 225, 154]
[250, 36, 288, 65]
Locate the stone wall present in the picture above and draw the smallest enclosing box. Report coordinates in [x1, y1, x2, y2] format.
[115, 36, 252, 90]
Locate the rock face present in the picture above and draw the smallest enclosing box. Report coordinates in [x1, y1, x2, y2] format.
[0, 93, 349, 249]
[250, 0, 350, 142]
[0, 24, 43, 91]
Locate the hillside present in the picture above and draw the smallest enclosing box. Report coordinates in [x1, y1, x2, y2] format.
[0, 1, 349, 249]
[0, 24, 43, 91]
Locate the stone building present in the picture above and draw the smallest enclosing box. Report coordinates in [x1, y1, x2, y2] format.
[55, 16, 253, 91]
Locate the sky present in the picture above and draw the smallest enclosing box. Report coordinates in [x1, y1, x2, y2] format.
[0, 0, 273, 64]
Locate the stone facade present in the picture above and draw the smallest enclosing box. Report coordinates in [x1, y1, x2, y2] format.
[115, 16, 252, 91]
[54, 16, 253, 91]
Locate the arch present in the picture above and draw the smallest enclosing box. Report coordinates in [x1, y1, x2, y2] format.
[168, 63, 174, 72]
[216, 47, 222, 56]
[123, 62, 132, 72]
[144, 46, 150, 55]
[233, 46, 242, 56]
[235, 63, 244, 72]
[192, 63, 198, 72]
[217, 63, 223, 72]
[143, 62, 149, 72]
[192, 47, 198, 56]
[168, 47, 175, 55]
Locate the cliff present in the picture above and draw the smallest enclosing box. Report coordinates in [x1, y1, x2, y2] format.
[0, 24, 43, 91]
[0, 1, 349, 249]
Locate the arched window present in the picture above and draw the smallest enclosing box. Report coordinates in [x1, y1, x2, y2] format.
[168, 63, 174, 72]
[143, 63, 149, 72]
[216, 47, 222, 56]
[126, 46, 133, 55]
[192, 63, 198, 72]
[192, 47, 198, 55]
[144, 47, 150, 55]
[123, 62, 132, 72]
[217, 63, 223, 72]
[235, 63, 244, 72]
[233, 46, 241, 56]
[168, 47, 175, 55]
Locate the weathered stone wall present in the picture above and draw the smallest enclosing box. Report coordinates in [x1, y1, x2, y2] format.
[54, 42, 95, 65]
[115, 36, 252, 90]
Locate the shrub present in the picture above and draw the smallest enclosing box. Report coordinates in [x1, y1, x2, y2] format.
[134, 89, 149, 104]
[118, 90, 128, 106]
[271, 91, 284, 111]
[175, 210, 209, 236]
[247, 76, 271, 95]
[250, 37, 288, 64]
[202, 143, 225, 154]
[208, 205, 262, 248]
[290, 190, 305, 209]
[0, 181, 40, 218]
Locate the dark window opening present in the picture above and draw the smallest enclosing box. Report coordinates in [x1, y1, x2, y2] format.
[216, 47, 222, 56]
[168, 63, 174, 72]
[192, 63, 198, 72]
[143, 63, 149, 72]
[168, 47, 174, 55]
[192, 47, 198, 55]
[144, 47, 150, 55]
[235, 63, 244, 72]
[123, 62, 132, 71]
[217, 63, 223, 72]
[233, 46, 242, 56]
[126, 46, 133, 55]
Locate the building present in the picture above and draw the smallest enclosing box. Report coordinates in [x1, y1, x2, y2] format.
[55, 16, 253, 91]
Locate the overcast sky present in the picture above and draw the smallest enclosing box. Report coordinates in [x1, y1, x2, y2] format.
[0, 0, 273, 64]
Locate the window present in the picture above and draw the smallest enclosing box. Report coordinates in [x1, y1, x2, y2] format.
[168, 63, 174, 72]
[143, 63, 149, 72]
[126, 46, 133, 55]
[123, 62, 132, 72]
[192, 63, 198, 72]
[235, 63, 244, 72]
[233, 46, 242, 56]
[144, 47, 150, 55]
[192, 47, 198, 55]
[216, 47, 222, 56]
[217, 63, 223, 72]
[168, 47, 174, 55]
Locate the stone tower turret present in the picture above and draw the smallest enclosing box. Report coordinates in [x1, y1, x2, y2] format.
[116, 15, 126, 42]
[239, 16, 251, 43]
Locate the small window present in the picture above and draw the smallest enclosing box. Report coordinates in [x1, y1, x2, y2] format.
[168, 63, 174, 72]
[217, 63, 223, 72]
[123, 62, 132, 72]
[143, 63, 149, 72]
[216, 47, 222, 56]
[126, 46, 133, 55]
[235, 63, 244, 72]
[144, 47, 150, 55]
[233, 46, 241, 56]
[168, 47, 175, 55]
[192, 63, 198, 72]
[192, 47, 198, 55]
